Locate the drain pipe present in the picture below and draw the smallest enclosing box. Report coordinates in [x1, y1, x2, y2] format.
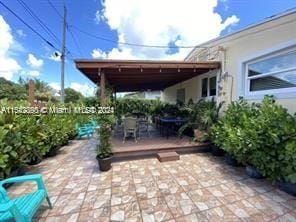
[218, 46, 233, 103]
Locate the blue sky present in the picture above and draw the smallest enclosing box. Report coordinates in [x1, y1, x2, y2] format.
[0, 0, 295, 96]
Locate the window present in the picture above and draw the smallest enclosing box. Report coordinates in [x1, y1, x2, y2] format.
[176, 88, 185, 104]
[201, 75, 217, 98]
[209, 76, 217, 96]
[201, 78, 208, 97]
[245, 48, 296, 97]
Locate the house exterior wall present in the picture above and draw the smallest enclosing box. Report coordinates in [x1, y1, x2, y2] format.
[161, 70, 219, 104]
[161, 11, 296, 113]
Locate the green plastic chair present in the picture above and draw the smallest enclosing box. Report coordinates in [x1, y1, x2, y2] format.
[0, 174, 52, 222]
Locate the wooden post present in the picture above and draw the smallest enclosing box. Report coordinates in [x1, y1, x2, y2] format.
[28, 79, 35, 106]
[100, 69, 106, 106]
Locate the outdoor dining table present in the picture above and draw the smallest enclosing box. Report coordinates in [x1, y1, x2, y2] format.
[158, 117, 187, 139]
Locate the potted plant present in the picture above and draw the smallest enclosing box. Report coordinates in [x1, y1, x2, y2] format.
[179, 98, 223, 142]
[280, 140, 296, 196]
[245, 165, 264, 179]
[225, 153, 240, 166]
[96, 115, 115, 171]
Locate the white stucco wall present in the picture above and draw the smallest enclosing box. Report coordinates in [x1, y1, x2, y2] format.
[162, 11, 296, 113]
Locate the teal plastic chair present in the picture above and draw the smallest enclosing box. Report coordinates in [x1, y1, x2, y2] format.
[85, 120, 98, 131]
[75, 123, 94, 138]
[0, 174, 52, 222]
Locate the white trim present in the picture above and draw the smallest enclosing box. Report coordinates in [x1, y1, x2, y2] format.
[248, 67, 296, 80]
[239, 41, 296, 100]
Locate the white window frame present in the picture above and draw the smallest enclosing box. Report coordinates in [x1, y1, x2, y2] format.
[200, 71, 217, 99]
[241, 42, 296, 100]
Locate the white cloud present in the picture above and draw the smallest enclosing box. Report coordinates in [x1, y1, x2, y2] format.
[27, 70, 40, 77]
[26, 53, 44, 69]
[49, 82, 95, 97]
[49, 82, 61, 91]
[94, 0, 239, 60]
[0, 57, 21, 80]
[19, 69, 41, 77]
[221, 15, 239, 30]
[91, 48, 107, 59]
[0, 16, 21, 80]
[16, 29, 26, 38]
[94, 10, 104, 24]
[49, 82, 61, 96]
[49, 52, 61, 61]
[70, 82, 95, 96]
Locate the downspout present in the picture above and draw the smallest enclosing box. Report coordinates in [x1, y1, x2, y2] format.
[218, 46, 233, 105]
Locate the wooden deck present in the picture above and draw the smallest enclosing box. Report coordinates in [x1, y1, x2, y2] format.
[112, 128, 209, 160]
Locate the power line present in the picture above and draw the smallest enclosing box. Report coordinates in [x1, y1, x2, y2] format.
[0, 0, 59, 51]
[47, 0, 84, 58]
[47, 0, 63, 19]
[68, 27, 85, 57]
[17, 0, 62, 47]
[70, 25, 208, 49]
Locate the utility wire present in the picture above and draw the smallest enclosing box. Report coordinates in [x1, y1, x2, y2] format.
[0, 0, 59, 51]
[47, 0, 63, 19]
[48, 0, 84, 58]
[49, 0, 209, 51]
[68, 27, 85, 57]
[70, 25, 208, 49]
[17, 0, 62, 47]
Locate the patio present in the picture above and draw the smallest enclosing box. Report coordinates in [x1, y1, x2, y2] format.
[7, 138, 296, 221]
[112, 125, 209, 159]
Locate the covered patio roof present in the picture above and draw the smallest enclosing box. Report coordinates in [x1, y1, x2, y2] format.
[75, 59, 220, 92]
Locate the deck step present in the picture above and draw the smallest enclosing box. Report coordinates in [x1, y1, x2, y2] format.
[157, 151, 180, 162]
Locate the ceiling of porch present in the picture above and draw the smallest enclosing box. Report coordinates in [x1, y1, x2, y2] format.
[75, 59, 220, 92]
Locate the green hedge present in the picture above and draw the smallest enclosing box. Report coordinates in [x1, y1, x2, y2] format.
[210, 96, 296, 182]
[115, 98, 187, 119]
[0, 100, 90, 179]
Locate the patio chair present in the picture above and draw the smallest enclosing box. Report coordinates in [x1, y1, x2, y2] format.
[85, 120, 99, 131]
[0, 174, 52, 222]
[114, 119, 124, 136]
[123, 117, 138, 143]
[137, 117, 150, 138]
[75, 123, 94, 138]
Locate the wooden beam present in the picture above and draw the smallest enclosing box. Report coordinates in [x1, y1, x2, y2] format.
[100, 69, 106, 106]
[28, 79, 35, 106]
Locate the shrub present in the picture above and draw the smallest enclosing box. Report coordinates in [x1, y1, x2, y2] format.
[0, 99, 90, 179]
[248, 96, 296, 181]
[211, 98, 259, 163]
[210, 96, 296, 182]
[96, 114, 115, 158]
[280, 140, 296, 183]
[179, 98, 223, 139]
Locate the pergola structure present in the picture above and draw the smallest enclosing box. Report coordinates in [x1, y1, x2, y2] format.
[75, 59, 220, 105]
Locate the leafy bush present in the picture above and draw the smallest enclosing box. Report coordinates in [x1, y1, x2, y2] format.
[179, 98, 223, 139]
[0, 99, 90, 179]
[96, 114, 115, 158]
[115, 98, 155, 119]
[115, 98, 187, 120]
[248, 96, 296, 181]
[210, 96, 296, 182]
[210, 98, 259, 163]
[280, 140, 296, 183]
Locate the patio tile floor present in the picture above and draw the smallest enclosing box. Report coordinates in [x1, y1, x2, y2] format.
[5, 138, 296, 222]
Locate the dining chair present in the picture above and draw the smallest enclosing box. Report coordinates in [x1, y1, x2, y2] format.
[123, 117, 138, 143]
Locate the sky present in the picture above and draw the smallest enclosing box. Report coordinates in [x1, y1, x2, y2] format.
[0, 0, 295, 96]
